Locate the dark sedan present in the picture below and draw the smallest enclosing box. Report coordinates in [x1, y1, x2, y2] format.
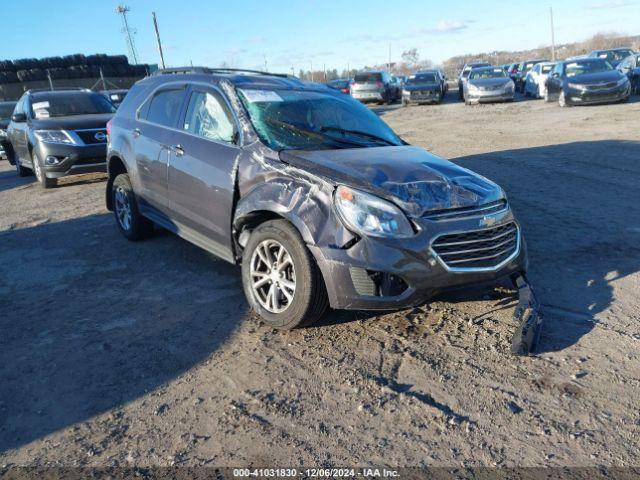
[616, 53, 640, 94]
[588, 48, 636, 68]
[327, 78, 352, 94]
[545, 58, 631, 106]
[401, 71, 444, 105]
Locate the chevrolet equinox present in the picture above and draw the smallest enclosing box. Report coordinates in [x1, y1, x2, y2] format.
[106, 67, 529, 333]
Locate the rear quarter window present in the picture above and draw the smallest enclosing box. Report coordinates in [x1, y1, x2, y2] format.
[145, 88, 185, 128]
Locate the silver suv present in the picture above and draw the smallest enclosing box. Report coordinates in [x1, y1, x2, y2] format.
[350, 71, 397, 104]
[105, 67, 537, 352]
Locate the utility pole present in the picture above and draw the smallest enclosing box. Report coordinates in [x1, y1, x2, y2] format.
[323, 63, 326, 82]
[152, 12, 166, 69]
[263, 55, 268, 72]
[310, 60, 313, 82]
[116, 5, 139, 65]
[388, 43, 391, 71]
[550, 7, 556, 61]
[100, 67, 107, 90]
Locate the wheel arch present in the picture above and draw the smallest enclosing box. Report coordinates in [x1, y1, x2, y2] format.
[233, 207, 314, 262]
[105, 155, 128, 211]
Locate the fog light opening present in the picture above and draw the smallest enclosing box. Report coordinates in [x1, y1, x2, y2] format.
[369, 271, 409, 297]
[45, 155, 62, 165]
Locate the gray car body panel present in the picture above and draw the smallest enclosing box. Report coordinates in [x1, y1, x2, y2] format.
[107, 71, 527, 310]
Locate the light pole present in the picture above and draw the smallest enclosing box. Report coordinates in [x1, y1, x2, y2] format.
[550, 7, 556, 61]
[152, 11, 166, 69]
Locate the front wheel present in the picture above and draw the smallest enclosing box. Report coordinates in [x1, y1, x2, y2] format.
[544, 89, 553, 103]
[15, 155, 31, 177]
[111, 173, 155, 241]
[32, 151, 56, 188]
[242, 220, 329, 330]
[558, 90, 569, 107]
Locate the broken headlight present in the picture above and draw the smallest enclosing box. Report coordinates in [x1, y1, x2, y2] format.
[334, 185, 414, 238]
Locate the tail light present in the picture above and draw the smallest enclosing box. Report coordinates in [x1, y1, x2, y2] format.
[106, 119, 113, 137]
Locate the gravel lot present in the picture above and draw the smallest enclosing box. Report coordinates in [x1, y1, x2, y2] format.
[1, 92, 639, 468]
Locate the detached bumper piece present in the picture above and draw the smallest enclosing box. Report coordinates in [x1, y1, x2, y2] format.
[510, 273, 542, 356]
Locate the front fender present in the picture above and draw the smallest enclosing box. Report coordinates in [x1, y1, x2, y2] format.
[233, 174, 353, 249]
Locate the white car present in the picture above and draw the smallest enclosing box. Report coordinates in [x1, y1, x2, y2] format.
[524, 62, 557, 98]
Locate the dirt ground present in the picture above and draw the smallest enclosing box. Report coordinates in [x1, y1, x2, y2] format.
[1, 92, 639, 469]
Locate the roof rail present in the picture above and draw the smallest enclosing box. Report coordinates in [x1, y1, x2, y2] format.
[152, 66, 293, 79]
[26, 87, 92, 94]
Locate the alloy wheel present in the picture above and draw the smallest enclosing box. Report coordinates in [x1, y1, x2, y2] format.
[250, 239, 296, 314]
[114, 186, 132, 231]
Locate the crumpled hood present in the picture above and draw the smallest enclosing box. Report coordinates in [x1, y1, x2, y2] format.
[280, 146, 504, 218]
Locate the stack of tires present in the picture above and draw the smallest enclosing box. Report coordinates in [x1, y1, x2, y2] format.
[0, 53, 151, 86]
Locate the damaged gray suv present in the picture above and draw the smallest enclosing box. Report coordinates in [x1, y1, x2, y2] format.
[106, 68, 539, 353]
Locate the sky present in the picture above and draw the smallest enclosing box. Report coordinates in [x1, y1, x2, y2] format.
[4, 0, 639, 73]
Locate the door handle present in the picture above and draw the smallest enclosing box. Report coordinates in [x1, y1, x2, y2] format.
[132, 128, 141, 138]
[170, 144, 185, 156]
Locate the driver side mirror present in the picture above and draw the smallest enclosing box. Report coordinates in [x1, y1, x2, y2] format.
[11, 112, 27, 123]
[552, 72, 560, 78]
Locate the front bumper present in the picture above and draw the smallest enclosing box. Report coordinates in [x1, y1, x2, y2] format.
[310, 209, 527, 311]
[34, 142, 107, 178]
[466, 90, 514, 103]
[403, 91, 442, 104]
[566, 84, 630, 105]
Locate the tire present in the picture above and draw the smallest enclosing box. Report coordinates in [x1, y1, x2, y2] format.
[15, 155, 31, 177]
[241, 219, 329, 330]
[544, 89, 553, 103]
[111, 173, 154, 241]
[458, 86, 463, 101]
[558, 90, 569, 107]
[31, 151, 56, 188]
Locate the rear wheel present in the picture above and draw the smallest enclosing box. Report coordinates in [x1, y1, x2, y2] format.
[112, 173, 154, 241]
[242, 219, 329, 330]
[32, 151, 56, 188]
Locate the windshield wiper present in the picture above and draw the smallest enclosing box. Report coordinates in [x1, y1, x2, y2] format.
[318, 126, 397, 146]
[266, 118, 369, 149]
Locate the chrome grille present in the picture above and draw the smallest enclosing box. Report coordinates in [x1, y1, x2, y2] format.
[431, 222, 519, 270]
[74, 128, 107, 145]
[423, 200, 508, 221]
[584, 82, 617, 91]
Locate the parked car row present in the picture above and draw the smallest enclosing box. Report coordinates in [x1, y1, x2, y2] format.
[0, 67, 537, 351]
[460, 47, 636, 107]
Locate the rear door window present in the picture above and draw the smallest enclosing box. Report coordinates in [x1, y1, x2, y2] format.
[145, 88, 185, 128]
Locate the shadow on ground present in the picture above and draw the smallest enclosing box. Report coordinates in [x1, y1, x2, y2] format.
[452, 140, 640, 353]
[0, 213, 247, 453]
[0, 162, 33, 193]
